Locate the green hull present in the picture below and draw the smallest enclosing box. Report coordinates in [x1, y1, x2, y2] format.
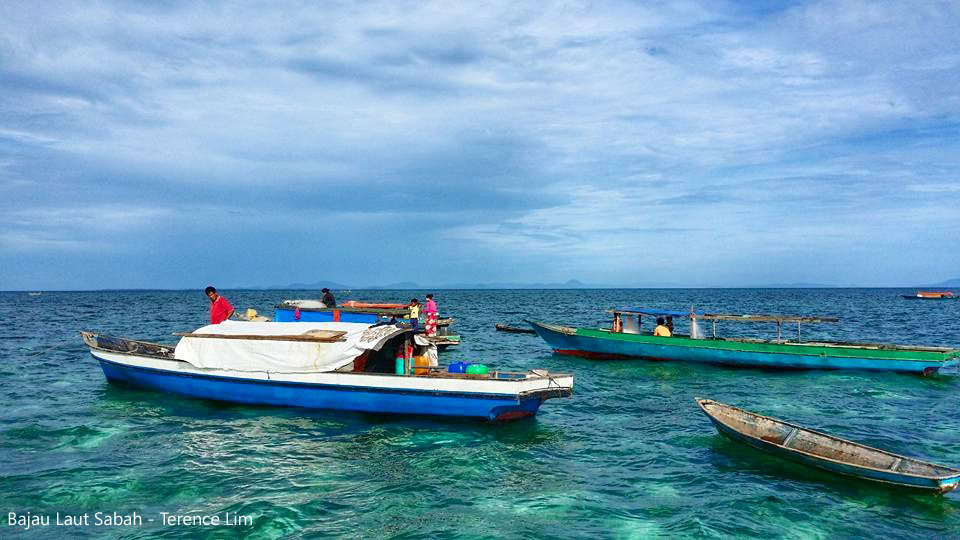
[530, 322, 960, 374]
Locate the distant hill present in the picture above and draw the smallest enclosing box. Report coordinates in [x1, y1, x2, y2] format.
[252, 278, 960, 291]
[261, 278, 632, 290]
[265, 280, 353, 290]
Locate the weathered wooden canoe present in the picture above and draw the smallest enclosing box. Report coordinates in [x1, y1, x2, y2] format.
[495, 323, 537, 334]
[697, 398, 960, 493]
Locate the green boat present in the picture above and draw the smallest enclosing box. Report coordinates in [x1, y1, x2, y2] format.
[529, 309, 960, 375]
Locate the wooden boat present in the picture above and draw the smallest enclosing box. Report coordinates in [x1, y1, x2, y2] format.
[495, 323, 537, 334]
[529, 308, 960, 374]
[901, 291, 957, 300]
[696, 398, 960, 493]
[80, 321, 571, 422]
[275, 300, 461, 348]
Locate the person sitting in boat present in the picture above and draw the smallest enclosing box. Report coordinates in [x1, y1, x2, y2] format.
[409, 298, 420, 332]
[611, 313, 623, 333]
[654, 317, 672, 337]
[321, 288, 337, 307]
[205, 286, 234, 324]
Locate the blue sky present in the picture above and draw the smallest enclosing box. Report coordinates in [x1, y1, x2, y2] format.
[1, 0, 958, 290]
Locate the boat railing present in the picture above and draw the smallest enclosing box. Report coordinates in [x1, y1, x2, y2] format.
[609, 308, 840, 343]
[81, 331, 176, 359]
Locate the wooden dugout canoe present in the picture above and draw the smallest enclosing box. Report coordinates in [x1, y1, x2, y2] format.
[696, 398, 960, 493]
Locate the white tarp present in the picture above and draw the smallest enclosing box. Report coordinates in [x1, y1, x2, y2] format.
[174, 321, 408, 373]
[282, 299, 328, 309]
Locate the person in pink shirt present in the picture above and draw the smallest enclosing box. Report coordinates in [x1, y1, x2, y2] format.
[205, 286, 235, 324]
[424, 293, 439, 337]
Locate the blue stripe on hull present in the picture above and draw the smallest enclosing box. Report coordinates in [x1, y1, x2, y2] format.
[708, 417, 957, 491]
[96, 357, 542, 421]
[532, 326, 950, 374]
[274, 308, 385, 323]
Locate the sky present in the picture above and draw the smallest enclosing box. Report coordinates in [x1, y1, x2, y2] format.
[1, 0, 959, 290]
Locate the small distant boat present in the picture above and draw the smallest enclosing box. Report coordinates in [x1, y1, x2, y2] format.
[696, 398, 960, 493]
[28, 292, 42, 296]
[275, 300, 461, 349]
[529, 308, 960, 374]
[495, 324, 536, 334]
[81, 321, 572, 421]
[901, 291, 957, 300]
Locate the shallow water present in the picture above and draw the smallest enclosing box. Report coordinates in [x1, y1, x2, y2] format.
[1, 288, 959, 538]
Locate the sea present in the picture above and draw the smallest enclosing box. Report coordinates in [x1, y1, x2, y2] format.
[1, 288, 959, 538]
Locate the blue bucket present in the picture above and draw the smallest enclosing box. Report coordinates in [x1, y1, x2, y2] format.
[447, 362, 467, 373]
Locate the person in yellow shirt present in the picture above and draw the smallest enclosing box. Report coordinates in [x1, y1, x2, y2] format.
[653, 317, 672, 337]
[409, 298, 421, 332]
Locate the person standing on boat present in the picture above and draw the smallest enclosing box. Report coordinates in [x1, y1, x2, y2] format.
[205, 286, 234, 324]
[424, 293, 439, 337]
[409, 298, 420, 332]
[321, 288, 337, 307]
[654, 317, 672, 337]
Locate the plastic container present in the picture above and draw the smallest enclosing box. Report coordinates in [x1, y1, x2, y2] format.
[447, 362, 466, 373]
[465, 364, 489, 375]
[413, 355, 430, 375]
[395, 356, 406, 375]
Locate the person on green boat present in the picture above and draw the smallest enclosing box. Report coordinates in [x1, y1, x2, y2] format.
[654, 317, 672, 337]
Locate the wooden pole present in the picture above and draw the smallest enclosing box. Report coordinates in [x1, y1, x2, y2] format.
[173, 332, 346, 342]
[404, 335, 412, 376]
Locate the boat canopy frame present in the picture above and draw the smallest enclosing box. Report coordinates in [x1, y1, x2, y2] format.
[608, 307, 840, 343]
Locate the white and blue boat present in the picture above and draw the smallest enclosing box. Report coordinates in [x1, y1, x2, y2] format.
[697, 399, 960, 493]
[81, 321, 571, 421]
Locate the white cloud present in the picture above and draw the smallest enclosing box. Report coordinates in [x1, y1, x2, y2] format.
[1, 0, 959, 286]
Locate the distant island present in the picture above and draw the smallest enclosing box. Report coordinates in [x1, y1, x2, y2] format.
[251, 278, 960, 290]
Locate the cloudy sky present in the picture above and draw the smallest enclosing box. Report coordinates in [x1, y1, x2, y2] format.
[1, 0, 958, 290]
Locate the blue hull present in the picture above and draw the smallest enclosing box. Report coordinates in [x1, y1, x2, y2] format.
[707, 416, 960, 492]
[530, 323, 956, 374]
[96, 356, 544, 421]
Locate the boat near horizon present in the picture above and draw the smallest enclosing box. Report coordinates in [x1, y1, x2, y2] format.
[901, 291, 957, 300]
[529, 308, 960, 375]
[81, 321, 572, 421]
[697, 398, 960, 493]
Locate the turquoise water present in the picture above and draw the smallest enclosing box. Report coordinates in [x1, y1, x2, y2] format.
[1, 288, 959, 538]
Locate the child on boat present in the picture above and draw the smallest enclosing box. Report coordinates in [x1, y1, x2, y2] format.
[654, 317, 672, 337]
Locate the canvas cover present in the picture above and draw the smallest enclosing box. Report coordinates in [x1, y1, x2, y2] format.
[174, 320, 408, 372]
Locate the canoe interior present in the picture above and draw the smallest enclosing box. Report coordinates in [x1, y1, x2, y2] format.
[701, 400, 959, 478]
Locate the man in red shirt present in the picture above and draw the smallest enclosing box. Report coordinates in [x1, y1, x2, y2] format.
[205, 286, 234, 324]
